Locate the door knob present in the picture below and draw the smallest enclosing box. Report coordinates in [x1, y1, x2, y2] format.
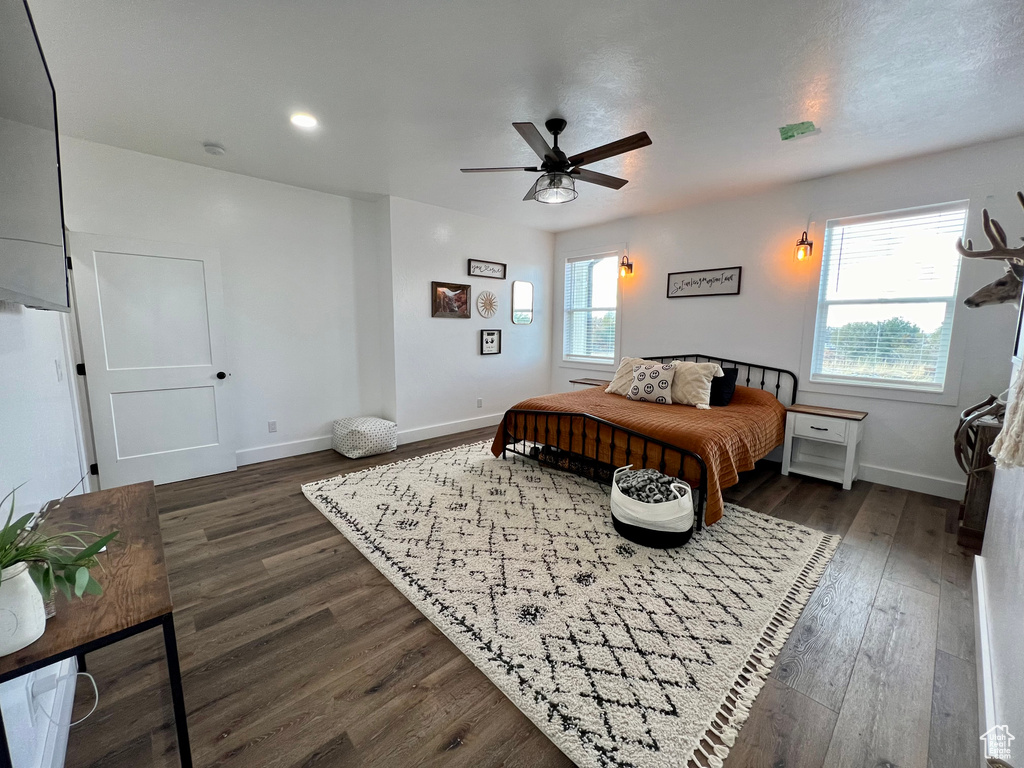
[216, 371, 227, 380]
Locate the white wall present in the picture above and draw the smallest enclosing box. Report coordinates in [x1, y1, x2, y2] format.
[58, 139, 389, 464]
[0, 303, 84, 514]
[976, 356, 1024, 763]
[56, 140, 555, 463]
[0, 303, 84, 766]
[389, 197, 554, 442]
[553, 135, 1024, 498]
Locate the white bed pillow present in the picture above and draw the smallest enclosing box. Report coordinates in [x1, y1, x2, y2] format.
[670, 361, 723, 409]
[625, 363, 676, 404]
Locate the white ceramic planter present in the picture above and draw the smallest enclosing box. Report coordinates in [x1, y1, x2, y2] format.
[0, 562, 46, 656]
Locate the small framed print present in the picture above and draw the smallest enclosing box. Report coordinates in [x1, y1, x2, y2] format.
[480, 329, 501, 355]
[468, 259, 507, 280]
[666, 266, 742, 298]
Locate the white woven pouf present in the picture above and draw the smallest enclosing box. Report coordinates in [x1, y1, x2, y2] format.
[332, 417, 397, 459]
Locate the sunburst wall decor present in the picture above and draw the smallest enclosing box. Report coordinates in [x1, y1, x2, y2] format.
[477, 290, 498, 318]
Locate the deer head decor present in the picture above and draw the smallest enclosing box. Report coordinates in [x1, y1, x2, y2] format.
[957, 191, 1024, 308]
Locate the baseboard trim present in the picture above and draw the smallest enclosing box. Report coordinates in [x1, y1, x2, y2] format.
[398, 413, 504, 445]
[236, 435, 332, 466]
[973, 556, 997, 763]
[857, 463, 964, 500]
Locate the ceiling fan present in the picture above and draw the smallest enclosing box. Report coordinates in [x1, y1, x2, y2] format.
[460, 118, 652, 204]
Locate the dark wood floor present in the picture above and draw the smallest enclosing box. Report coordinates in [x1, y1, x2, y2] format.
[65, 428, 980, 768]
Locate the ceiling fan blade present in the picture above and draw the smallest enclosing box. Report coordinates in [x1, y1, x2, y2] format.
[513, 122, 557, 163]
[461, 166, 538, 173]
[567, 131, 652, 167]
[571, 168, 628, 190]
[523, 177, 541, 202]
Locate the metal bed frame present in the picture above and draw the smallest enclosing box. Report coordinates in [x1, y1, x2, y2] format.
[498, 354, 799, 531]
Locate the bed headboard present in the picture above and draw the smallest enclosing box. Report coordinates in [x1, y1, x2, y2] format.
[640, 353, 799, 406]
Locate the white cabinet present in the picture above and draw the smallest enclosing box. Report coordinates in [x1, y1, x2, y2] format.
[781, 405, 867, 490]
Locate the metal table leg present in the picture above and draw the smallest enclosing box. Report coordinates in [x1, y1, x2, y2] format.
[161, 614, 193, 768]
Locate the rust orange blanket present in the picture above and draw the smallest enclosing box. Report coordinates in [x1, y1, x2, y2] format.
[490, 386, 786, 525]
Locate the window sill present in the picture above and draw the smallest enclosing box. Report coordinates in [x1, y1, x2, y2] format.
[801, 375, 961, 406]
[560, 359, 617, 374]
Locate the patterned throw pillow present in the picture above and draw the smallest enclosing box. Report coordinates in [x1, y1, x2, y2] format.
[625, 363, 676, 404]
[605, 356, 662, 396]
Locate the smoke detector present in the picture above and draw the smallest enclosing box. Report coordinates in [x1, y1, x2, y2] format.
[203, 142, 226, 156]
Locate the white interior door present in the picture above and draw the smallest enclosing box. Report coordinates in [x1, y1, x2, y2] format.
[68, 232, 236, 488]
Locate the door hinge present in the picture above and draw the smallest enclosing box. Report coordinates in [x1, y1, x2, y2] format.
[89, 463, 98, 476]
[66, 255, 73, 270]
[76, 363, 86, 376]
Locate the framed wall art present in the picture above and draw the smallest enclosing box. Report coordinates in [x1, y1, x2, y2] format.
[468, 259, 507, 280]
[431, 281, 471, 318]
[476, 290, 498, 318]
[666, 266, 742, 298]
[480, 329, 501, 355]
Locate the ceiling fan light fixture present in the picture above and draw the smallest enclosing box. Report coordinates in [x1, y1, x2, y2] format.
[533, 172, 578, 204]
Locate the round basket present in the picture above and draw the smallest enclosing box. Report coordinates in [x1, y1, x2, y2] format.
[610, 465, 695, 548]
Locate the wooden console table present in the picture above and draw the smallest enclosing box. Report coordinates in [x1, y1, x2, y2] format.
[0, 482, 192, 768]
[569, 377, 611, 390]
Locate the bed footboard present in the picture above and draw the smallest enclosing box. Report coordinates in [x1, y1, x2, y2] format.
[499, 409, 709, 532]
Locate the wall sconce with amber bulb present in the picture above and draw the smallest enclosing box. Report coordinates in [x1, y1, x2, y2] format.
[794, 231, 813, 262]
[619, 254, 633, 277]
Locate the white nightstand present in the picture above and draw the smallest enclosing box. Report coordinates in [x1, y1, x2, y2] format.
[781, 404, 867, 490]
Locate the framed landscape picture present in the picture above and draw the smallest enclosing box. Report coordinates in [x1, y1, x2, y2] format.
[431, 281, 471, 318]
[468, 259, 507, 280]
[666, 266, 742, 298]
[480, 329, 501, 355]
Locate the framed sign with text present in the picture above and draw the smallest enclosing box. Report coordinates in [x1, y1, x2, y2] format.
[468, 259, 507, 280]
[666, 266, 742, 298]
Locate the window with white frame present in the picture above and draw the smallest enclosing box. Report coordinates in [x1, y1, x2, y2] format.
[563, 252, 620, 364]
[810, 201, 968, 391]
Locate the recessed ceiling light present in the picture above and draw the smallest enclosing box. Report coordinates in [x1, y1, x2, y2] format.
[290, 112, 318, 129]
[202, 142, 226, 156]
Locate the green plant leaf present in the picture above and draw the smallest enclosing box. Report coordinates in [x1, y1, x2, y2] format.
[28, 563, 47, 597]
[74, 565, 90, 598]
[0, 513, 35, 550]
[75, 530, 118, 562]
[83, 576, 102, 596]
[55, 573, 72, 600]
[42, 566, 53, 598]
[0, 483, 27, 532]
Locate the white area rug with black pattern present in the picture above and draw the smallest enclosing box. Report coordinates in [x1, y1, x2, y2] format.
[302, 442, 838, 768]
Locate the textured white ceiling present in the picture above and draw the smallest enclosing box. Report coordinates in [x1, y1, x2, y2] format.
[28, 0, 1024, 232]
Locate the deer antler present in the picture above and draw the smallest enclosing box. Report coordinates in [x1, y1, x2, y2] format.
[957, 191, 1024, 264]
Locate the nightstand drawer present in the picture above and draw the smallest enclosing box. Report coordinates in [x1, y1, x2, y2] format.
[792, 413, 848, 443]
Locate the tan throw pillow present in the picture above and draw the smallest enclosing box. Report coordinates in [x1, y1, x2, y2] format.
[606, 357, 650, 396]
[625, 362, 676, 404]
[670, 361, 723, 409]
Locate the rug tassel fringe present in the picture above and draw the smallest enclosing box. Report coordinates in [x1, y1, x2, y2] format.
[686, 533, 840, 768]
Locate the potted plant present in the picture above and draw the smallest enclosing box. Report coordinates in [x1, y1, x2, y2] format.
[0, 487, 118, 656]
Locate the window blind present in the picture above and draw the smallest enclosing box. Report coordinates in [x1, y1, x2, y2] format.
[563, 254, 619, 363]
[810, 202, 968, 391]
